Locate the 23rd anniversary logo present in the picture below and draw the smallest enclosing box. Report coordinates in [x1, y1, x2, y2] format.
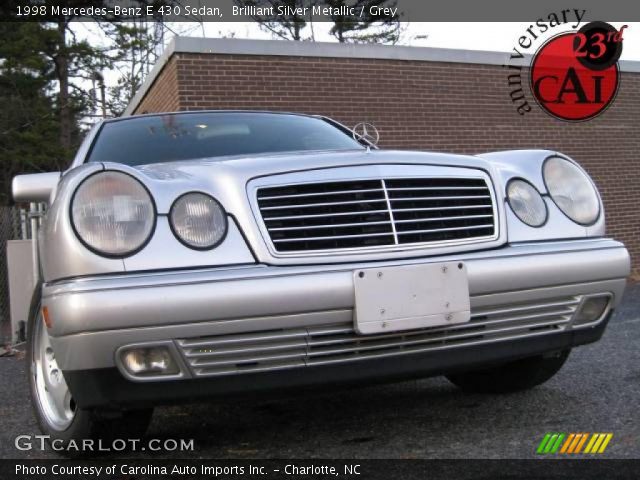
[505, 10, 626, 121]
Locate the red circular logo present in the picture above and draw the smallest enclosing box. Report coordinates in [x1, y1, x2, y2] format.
[530, 30, 620, 121]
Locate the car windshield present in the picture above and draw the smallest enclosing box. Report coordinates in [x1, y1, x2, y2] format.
[87, 112, 365, 166]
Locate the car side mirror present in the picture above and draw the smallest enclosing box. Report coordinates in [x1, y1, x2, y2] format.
[12, 172, 61, 203]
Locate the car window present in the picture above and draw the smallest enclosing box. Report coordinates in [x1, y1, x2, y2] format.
[87, 113, 365, 166]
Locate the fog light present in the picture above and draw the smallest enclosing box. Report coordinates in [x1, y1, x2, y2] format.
[121, 346, 179, 376]
[574, 295, 610, 325]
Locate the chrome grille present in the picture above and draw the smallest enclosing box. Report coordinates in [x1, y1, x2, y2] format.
[177, 295, 580, 378]
[256, 178, 496, 253]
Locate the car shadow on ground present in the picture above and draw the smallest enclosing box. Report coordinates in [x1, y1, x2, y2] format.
[140, 372, 582, 459]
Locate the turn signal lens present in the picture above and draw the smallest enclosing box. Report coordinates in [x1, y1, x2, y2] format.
[42, 306, 52, 328]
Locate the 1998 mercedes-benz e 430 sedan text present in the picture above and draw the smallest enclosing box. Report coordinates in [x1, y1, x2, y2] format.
[12, 111, 629, 446]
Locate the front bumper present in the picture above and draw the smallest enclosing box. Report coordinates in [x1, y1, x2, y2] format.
[43, 238, 630, 407]
[66, 314, 611, 409]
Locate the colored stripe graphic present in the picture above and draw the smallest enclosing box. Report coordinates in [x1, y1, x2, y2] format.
[544, 433, 559, 453]
[537, 433, 552, 454]
[585, 433, 614, 454]
[598, 434, 613, 453]
[584, 434, 599, 453]
[568, 433, 584, 453]
[550, 433, 565, 453]
[537, 433, 613, 454]
[560, 433, 575, 453]
[574, 433, 589, 454]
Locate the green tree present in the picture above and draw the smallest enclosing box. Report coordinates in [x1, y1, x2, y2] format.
[326, 0, 400, 44]
[0, 22, 70, 205]
[101, 21, 165, 116]
[0, 13, 166, 204]
[234, 0, 313, 40]
[237, 0, 401, 44]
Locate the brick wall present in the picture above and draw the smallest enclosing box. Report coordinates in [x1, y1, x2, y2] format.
[134, 51, 640, 274]
[136, 56, 180, 114]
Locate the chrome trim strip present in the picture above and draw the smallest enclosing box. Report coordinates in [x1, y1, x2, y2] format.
[250, 166, 500, 259]
[306, 328, 571, 368]
[381, 179, 399, 245]
[390, 195, 491, 201]
[386, 186, 488, 191]
[394, 214, 493, 224]
[269, 220, 392, 231]
[396, 224, 494, 235]
[394, 205, 493, 212]
[273, 232, 394, 243]
[259, 188, 384, 200]
[175, 294, 582, 378]
[260, 198, 388, 210]
[265, 209, 390, 221]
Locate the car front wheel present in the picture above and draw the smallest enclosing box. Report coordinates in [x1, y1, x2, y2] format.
[445, 350, 571, 394]
[27, 302, 153, 456]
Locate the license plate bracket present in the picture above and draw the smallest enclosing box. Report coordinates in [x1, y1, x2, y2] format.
[353, 262, 470, 335]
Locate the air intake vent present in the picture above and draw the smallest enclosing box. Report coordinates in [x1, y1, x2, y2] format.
[256, 177, 496, 253]
[177, 295, 580, 378]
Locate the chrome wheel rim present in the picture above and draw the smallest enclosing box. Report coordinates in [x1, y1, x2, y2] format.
[32, 312, 75, 430]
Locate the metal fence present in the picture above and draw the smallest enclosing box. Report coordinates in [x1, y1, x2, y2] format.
[0, 205, 36, 345]
[1, 206, 22, 344]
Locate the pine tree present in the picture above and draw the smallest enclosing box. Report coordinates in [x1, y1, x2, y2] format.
[234, 0, 313, 40]
[0, 12, 166, 204]
[0, 22, 70, 205]
[325, 0, 400, 44]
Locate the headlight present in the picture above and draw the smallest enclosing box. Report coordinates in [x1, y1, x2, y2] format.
[506, 179, 547, 227]
[71, 171, 155, 257]
[169, 192, 227, 249]
[543, 157, 600, 225]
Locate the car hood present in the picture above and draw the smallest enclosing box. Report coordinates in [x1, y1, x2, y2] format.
[133, 149, 493, 181]
[106, 149, 499, 215]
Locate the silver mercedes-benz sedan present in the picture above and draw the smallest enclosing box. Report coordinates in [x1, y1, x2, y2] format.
[12, 111, 629, 447]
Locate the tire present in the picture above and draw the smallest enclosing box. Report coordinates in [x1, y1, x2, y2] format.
[446, 350, 571, 394]
[27, 300, 153, 456]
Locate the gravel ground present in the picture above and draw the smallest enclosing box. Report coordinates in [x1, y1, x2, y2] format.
[1, 284, 638, 460]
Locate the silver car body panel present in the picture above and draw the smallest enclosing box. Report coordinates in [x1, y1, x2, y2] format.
[44, 238, 630, 373]
[13, 113, 626, 392]
[41, 145, 606, 280]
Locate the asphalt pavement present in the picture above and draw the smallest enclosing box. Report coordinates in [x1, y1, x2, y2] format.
[1, 283, 638, 460]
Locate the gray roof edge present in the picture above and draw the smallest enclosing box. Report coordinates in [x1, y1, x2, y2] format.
[124, 36, 640, 116]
